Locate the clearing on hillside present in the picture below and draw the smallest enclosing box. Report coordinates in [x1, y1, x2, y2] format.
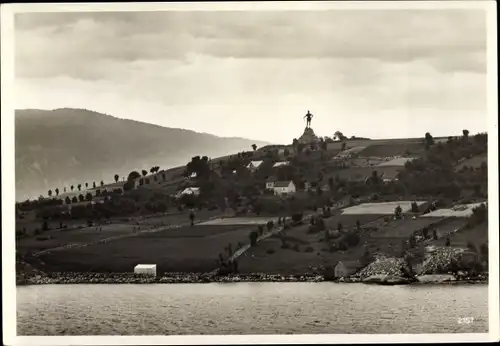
[420, 202, 486, 218]
[341, 201, 426, 215]
[198, 216, 280, 226]
[377, 157, 416, 167]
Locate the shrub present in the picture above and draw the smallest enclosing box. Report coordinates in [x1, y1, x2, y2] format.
[466, 241, 477, 253]
[249, 231, 258, 246]
[338, 241, 349, 251]
[258, 225, 264, 236]
[291, 212, 303, 222]
[342, 232, 360, 247]
[410, 202, 419, 213]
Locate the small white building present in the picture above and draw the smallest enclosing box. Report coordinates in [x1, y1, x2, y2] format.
[190, 172, 198, 179]
[273, 161, 290, 168]
[333, 261, 363, 278]
[134, 264, 157, 277]
[273, 181, 296, 196]
[247, 160, 264, 172]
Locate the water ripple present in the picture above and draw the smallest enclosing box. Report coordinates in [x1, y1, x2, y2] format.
[17, 283, 488, 335]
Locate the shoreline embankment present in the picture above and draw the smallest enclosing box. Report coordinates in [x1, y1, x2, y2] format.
[16, 271, 488, 286]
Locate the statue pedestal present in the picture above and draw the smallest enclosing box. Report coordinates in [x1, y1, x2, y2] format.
[298, 127, 319, 144]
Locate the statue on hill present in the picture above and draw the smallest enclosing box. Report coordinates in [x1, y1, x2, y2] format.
[304, 110, 313, 128]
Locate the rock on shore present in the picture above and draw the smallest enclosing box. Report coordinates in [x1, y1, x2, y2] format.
[416, 274, 456, 283]
[362, 274, 410, 285]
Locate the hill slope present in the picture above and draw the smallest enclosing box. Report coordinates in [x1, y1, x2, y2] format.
[15, 108, 269, 200]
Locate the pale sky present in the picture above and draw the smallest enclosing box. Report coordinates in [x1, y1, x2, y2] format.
[15, 9, 488, 144]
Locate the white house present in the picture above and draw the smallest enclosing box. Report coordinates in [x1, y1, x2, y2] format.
[134, 264, 157, 277]
[273, 161, 290, 168]
[273, 181, 296, 196]
[333, 261, 364, 278]
[190, 172, 198, 179]
[247, 160, 264, 172]
[266, 181, 275, 190]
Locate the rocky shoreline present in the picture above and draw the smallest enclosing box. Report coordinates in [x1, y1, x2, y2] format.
[16, 271, 488, 286]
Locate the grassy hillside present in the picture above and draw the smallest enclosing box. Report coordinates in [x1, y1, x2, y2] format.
[15, 127, 488, 277]
[15, 108, 270, 200]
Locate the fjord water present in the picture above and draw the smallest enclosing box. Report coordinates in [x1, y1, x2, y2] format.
[17, 283, 488, 335]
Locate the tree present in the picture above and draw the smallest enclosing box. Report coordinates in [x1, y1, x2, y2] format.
[337, 222, 343, 231]
[142, 170, 148, 177]
[64, 187, 67, 193]
[341, 142, 347, 151]
[71, 196, 78, 203]
[114, 174, 119, 183]
[257, 226, 263, 236]
[162, 172, 166, 181]
[432, 229, 438, 240]
[55, 188, 59, 196]
[85, 192, 93, 201]
[127, 171, 141, 181]
[480, 243, 488, 262]
[370, 171, 380, 185]
[463, 129, 469, 140]
[356, 220, 361, 230]
[328, 177, 334, 191]
[252, 144, 257, 151]
[93, 181, 96, 189]
[334, 131, 347, 141]
[48, 190, 52, 197]
[424, 132, 434, 149]
[71, 185, 74, 191]
[422, 227, 429, 238]
[249, 231, 258, 246]
[77, 184, 82, 191]
[100, 180, 104, 187]
[85, 182, 88, 189]
[445, 237, 450, 246]
[65, 196, 71, 204]
[395, 205, 403, 218]
[411, 202, 419, 213]
[78, 194, 85, 202]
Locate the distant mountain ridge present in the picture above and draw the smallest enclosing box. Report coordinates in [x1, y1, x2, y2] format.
[15, 108, 270, 201]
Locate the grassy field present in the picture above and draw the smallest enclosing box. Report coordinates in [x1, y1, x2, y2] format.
[454, 153, 487, 171]
[199, 216, 280, 226]
[369, 217, 446, 238]
[420, 202, 486, 218]
[357, 142, 424, 157]
[37, 224, 256, 273]
[16, 209, 222, 255]
[237, 213, 385, 275]
[17, 223, 139, 254]
[330, 166, 403, 182]
[377, 157, 416, 167]
[341, 201, 426, 215]
[432, 221, 488, 248]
